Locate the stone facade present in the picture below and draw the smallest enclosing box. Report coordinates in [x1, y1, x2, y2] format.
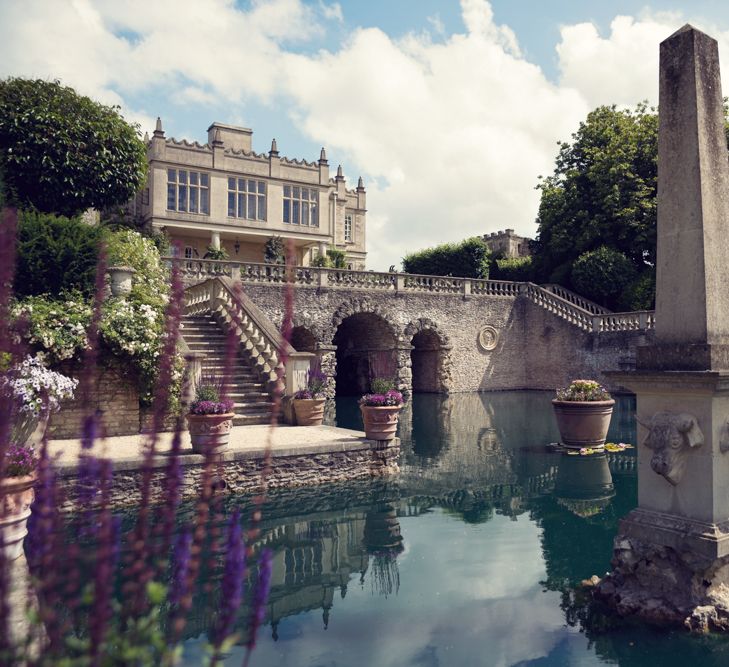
[130, 120, 367, 269]
[56, 439, 400, 510]
[48, 360, 140, 439]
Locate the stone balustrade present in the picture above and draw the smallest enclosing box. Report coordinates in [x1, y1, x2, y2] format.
[173, 258, 656, 336]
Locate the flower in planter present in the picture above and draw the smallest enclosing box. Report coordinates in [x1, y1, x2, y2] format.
[189, 383, 234, 415]
[555, 379, 611, 402]
[359, 389, 405, 407]
[4, 443, 39, 477]
[293, 369, 330, 400]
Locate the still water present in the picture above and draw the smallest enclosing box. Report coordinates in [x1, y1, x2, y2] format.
[179, 392, 729, 666]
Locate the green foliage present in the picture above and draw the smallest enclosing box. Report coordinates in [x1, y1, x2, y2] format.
[204, 245, 228, 260]
[264, 235, 285, 264]
[402, 237, 491, 278]
[195, 384, 220, 402]
[371, 377, 395, 393]
[532, 103, 658, 305]
[13, 229, 182, 406]
[491, 256, 534, 282]
[619, 269, 656, 311]
[571, 246, 637, 311]
[326, 248, 347, 268]
[0, 78, 147, 217]
[312, 248, 348, 268]
[15, 210, 103, 297]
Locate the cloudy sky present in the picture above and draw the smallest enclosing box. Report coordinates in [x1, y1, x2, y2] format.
[3, 0, 729, 269]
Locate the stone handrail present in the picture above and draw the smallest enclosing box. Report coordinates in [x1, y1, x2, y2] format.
[541, 284, 611, 315]
[184, 277, 313, 392]
[591, 310, 655, 333]
[522, 283, 594, 331]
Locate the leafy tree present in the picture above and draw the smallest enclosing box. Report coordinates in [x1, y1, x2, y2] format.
[402, 237, 491, 278]
[571, 246, 636, 311]
[532, 103, 658, 300]
[0, 78, 147, 217]
[14, 210, 102, 297]
[264, 235, 285, 264]
[490, 256, 534, 282]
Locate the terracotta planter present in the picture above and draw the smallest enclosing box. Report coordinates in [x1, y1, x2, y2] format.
[293, 398, 325, 426]
[186, 413, 235, 454]
[0, 474, 36, 561]
[552, 399, 615, 449]
[360, 405, 402, 441]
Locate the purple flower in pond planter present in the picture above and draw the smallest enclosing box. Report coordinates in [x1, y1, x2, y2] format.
[210, 510, 246, 655]
[4, 443, 38, 477]
[359, 390, 404, 407]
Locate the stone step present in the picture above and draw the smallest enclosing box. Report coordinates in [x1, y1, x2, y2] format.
[233, 414, 272, 426]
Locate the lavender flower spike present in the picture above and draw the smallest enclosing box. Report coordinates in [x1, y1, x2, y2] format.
[243, 548, 273, 666]
[211, 510, 246, 659]
[168, 530, 192, 608]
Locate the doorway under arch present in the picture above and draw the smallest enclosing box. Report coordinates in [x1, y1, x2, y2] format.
[333, 312, 398, 396]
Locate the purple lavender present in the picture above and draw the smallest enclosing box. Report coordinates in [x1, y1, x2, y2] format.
[210, 510, 246, 661]
[168, 530, 192, 608]
[189, 399, 235, 415]
[359, 389, 404, 407]
[244, 548, 273, 666]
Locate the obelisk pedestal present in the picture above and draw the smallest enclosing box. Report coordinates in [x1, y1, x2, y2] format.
[598, 25, 729, 631]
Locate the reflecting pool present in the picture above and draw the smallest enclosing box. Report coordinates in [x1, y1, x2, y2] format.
[167, 393, 729, 664]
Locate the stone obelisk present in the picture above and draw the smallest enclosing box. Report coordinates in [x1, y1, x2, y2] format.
[599, 25, 729, 632]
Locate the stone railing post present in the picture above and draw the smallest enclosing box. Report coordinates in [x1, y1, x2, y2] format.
[230, 263, 240, 281]
[639, 312, 648, 331]
[285, 352, 316, 396]
[317, 268, 328, 289]
[462, 279, 472, 298]
[395, 274, 406, 293]
[592, 315, 602, 333]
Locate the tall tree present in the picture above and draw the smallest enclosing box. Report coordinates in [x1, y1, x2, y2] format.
[532, 103, 658, 308]
[0, 78, 147, 217]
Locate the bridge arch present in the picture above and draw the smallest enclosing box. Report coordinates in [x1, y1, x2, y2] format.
[331, 298, 402, 396]
[404, 318, 452, 393]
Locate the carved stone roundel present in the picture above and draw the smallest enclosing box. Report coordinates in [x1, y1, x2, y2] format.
[478, 325, 498, 351]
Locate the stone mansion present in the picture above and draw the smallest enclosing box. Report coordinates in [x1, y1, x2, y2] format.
[133, 120, 367, 269]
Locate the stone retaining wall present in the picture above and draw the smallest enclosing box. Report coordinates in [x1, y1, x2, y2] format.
[56, 439, 400, 510]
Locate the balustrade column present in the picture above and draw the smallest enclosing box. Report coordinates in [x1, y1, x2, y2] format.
[462, 279, 472, 298]
[395, 274, 406, 293]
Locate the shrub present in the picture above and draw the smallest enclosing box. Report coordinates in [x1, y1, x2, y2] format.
[370, 377, 394, 394]
[264, 236, 285, 264]
[571, 246, 637, 310]
[312, 248, 347, 268]
[0, 78, 147, 217]
[402, 237, 490, 278]
[15, 210, 102, 297]
[619, 270, 655, 311]
[491, 256, 534, 281]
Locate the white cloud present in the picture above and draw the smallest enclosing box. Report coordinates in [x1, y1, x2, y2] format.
[3, 0, 729, 269]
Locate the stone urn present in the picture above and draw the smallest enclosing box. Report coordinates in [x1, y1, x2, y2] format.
[0, 474, 36, 560]
[360, 405, 402, 441]
[551, 399, 615, 449]
[293, 398, 325, 426]
[11, 410, 49, 447]
[186, 413, 235, 454]
[107, 265, 136, 296]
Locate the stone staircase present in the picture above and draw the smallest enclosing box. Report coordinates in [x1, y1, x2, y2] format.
[180, 313, 273, 425]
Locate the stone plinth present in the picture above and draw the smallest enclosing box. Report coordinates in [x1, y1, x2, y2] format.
[600, 370, 729, 628]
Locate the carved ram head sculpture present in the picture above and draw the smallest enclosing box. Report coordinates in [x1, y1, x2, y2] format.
[640, 412, 703, 486]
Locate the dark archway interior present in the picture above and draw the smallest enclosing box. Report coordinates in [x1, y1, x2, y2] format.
[290, 326, 317, 352]
[333, 313, 397, 396]
[411, 329, 443, 393]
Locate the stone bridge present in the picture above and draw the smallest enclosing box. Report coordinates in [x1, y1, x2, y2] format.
[180, 259, 654, 396]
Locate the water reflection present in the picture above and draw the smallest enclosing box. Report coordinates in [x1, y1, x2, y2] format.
[554, 452, 615, 518]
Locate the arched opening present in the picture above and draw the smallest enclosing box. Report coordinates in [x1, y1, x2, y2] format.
[411, 329, 444, 393]
[290, 326, 317, 352]
[333, 313, 397, 396]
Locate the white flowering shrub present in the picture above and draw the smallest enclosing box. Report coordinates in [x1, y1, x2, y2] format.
[12, 229, 183, 408]
[2, 354, 78, 417]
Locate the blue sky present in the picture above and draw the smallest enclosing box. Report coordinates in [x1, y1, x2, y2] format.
[3, 0, 729, 269]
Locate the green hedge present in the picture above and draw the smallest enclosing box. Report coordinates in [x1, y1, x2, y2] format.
[490, 256, 534, 282]
[402, 237, 491, 278]
[14, 210, 102, 298]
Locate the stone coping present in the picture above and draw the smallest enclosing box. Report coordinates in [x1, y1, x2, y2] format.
[48, 424, 394, 475]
